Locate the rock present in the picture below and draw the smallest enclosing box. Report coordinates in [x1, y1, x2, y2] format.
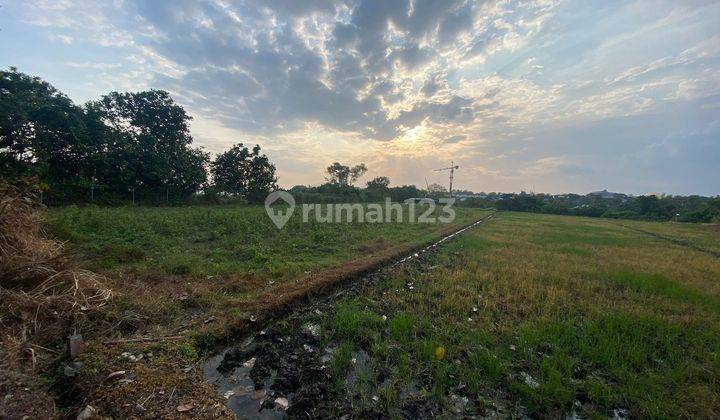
[250, 314, 258, 322]
[176, 403, 196, 413]
[274, 397, 289, 411]
[223, 390, 235, 399]
[76, 405, 96, 420]
[204, 316, 216, 324]
[180, 366, 192, 373]
[509, 345, 516, 351]
[243, 357, 256, 369]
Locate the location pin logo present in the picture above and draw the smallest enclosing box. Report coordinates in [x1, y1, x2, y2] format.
[265, 191, 295, 229]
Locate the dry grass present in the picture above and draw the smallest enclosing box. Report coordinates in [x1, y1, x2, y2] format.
[315, 212, 720, 418]
[0, 179, 112, 418]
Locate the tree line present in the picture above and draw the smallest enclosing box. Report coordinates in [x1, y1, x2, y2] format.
[467, 192, 720, 223]
[1, 68, 276, 204]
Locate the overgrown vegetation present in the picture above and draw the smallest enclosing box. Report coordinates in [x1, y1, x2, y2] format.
[45, 205, 483, 281]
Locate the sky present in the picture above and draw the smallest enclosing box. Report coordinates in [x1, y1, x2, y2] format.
[1, 0, 719, 195]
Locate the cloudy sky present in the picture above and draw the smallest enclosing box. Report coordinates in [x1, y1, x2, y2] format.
[2, 0, 719, 195]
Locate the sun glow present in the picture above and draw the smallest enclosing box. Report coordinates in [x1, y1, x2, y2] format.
[399, 123, 424, 143]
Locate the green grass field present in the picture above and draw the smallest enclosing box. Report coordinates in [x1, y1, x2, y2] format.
[40, 207, 720, 418]
[43, 204, 488, 335]
[46, 204, 484, 281]
[304, 212, 720, 418]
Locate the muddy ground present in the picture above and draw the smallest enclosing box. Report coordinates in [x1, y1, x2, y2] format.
[204, 216, 499, 419]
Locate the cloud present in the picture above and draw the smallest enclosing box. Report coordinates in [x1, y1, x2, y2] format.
[443, 135, 467, 143]
[8, 0, 720, 194]
[64, 61, 121, 69]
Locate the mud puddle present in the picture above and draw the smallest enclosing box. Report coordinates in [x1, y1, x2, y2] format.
[203, 214, 495, 418]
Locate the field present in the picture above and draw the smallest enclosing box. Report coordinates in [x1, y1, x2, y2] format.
[14, 207, 720, 418]
[209, 212, 720, 418]
[43, 205, 485, 336]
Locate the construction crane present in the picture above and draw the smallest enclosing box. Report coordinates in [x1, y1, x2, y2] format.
[434, 161, 459, 197]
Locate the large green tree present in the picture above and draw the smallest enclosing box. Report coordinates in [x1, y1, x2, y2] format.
[211, 143, 277, 203]
[0, 67, 94, 193]
[88, 90, 208, 198]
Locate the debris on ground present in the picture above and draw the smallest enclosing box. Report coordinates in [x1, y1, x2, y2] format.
[176, 403, 196, 413]
[76, 405, 97, 420]
[612, 408, 629, 420]
[274, 397, 289, 411]
[64, 362, 84, 377]
[68, 334, 86, 359]
[303, 323, 320, 337]
[120, 352, 143, 363]
[106, 370, 126, 380]
[520, 372, 540, 389]
[449, 394, 469, 413]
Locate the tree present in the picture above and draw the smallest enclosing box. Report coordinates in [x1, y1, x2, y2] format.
[89, 90, 208, 198]
[428, 183, 447, 193]
[389, 185, 421, 202]
[211, 143, 277, 203]
[325, 162, 367, 186]
[365, 176, 390, 201]
[0, 67, 93, 193]
[366, 176, 390, 190]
